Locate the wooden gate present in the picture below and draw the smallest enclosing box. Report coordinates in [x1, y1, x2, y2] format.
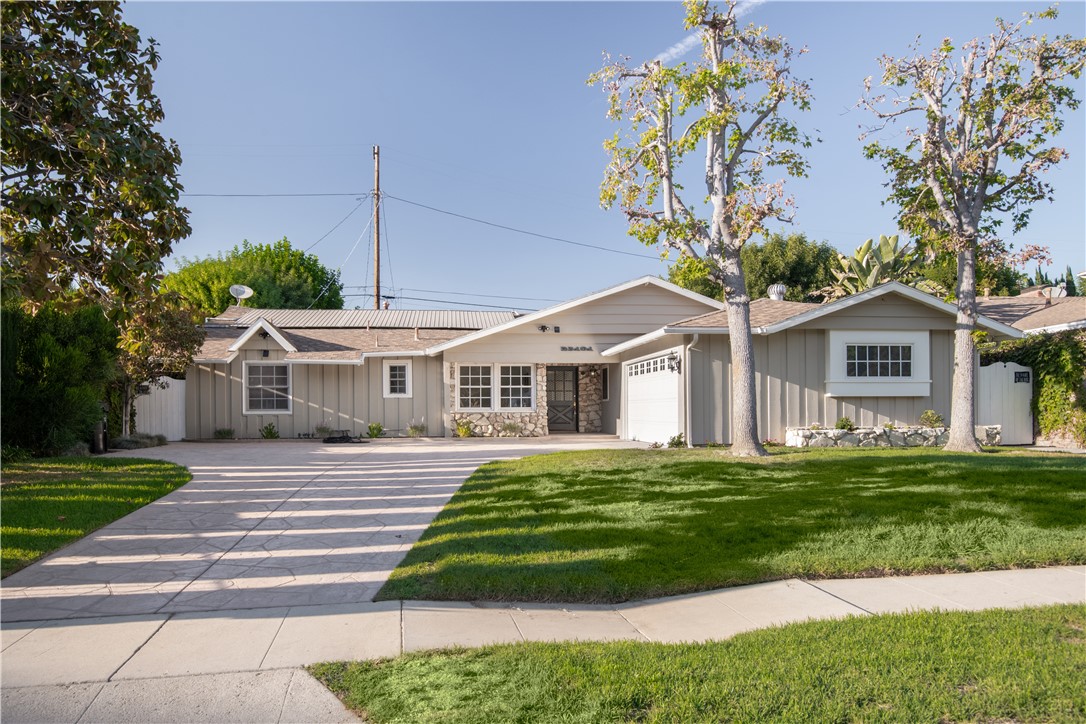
[977, 362, 1033, 445]
[133, 378, 187, 441]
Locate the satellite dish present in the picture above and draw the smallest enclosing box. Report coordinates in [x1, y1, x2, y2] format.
[229, 284, 254, 305]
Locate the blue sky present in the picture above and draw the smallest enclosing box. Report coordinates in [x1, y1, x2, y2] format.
[125, 1, 1086, 311]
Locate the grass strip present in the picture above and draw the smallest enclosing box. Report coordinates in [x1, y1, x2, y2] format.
[1, 456, 191, 577]
[311, 604, 1086, 724]
[378, 447, 1086, 603]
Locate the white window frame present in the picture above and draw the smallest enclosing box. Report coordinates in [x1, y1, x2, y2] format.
[498, 364, 535, 410]
[454, 363, 536, 412]
[243, 361, 293, 415]
[825, 330, 931, 397]
[382, 359, 413, 398]
[457, 364, 494, 411]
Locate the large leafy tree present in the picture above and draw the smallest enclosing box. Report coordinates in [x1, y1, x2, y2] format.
[592, 0, 812, 456]
[669, 232, 836, 302]
[860, 7, 1085, 452]
[1, 2, 190, 316]
[164, 238, 344, 316]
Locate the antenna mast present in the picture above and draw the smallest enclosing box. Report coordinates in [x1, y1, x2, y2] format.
[373, 145, 381, 310]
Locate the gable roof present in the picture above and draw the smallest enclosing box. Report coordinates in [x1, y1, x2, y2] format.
[207, 305, 515, 330]
[424, 276, 724, 355]
[602, 281, 1023, 357]
[976, 295, 1086, 333]
[194, 326, 471, 364]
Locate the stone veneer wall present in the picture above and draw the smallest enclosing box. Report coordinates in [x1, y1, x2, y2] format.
[785, 425, 1002, 448]
[577, 365, 605, 433]
[447, 364, 550, 437]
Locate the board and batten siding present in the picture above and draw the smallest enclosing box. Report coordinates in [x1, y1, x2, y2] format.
[686, 327, 956, 445]
[185, 351, 444, 439]
[444, 284, 721, 365]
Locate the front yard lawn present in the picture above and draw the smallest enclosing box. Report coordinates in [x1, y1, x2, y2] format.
[0, 456, 191, 577]
[312, 604, 1086, 724]
[377, 448, 1085, 603]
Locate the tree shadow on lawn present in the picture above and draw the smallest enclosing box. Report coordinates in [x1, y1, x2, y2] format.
[376, 450, 1086, 603]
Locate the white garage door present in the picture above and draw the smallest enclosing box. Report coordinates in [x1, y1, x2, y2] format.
[625, 355, 680, 444]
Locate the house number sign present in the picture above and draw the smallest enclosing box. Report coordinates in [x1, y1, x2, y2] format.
[1014, 371, 1030, 383]
[560, 346, 593, 352]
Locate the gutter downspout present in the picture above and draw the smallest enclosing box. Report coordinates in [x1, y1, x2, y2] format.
[684, 334, 699, 448]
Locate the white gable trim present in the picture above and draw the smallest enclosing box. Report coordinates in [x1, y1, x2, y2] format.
[193, 353, 239, 365]
[425, 276, 724, 356]
[600, 328, 673, 357]
[228, 318, 298, 353]
[758, 282, 1023, 338]
[1025, 319, 1086, 334]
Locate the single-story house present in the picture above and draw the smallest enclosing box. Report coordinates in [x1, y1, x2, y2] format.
[184, 276, 1025, 444]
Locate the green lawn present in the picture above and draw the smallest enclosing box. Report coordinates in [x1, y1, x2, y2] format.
[0, 456, 191, 577]
[377, 447, 1086, 603]
[311, 604, 1086, 724]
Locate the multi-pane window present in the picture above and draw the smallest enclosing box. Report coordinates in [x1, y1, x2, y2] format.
[458, 365, 492, 409]
[846, 344, 912, 378]
[383, 360, 412, 398]
[627, 356, 667, 376]
[500, 365, 533, 408]
[246, 363, 290, 412]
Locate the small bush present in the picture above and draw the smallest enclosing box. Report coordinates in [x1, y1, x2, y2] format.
[454, 420, 474, 438]
[110, 433, 167, 450]
[882, 422, 895, 430]
[499, 422, 524, 437]
[919, 410, 945, 428]
[406, 420, 426, 438]
[367, 422, 384, 439]
[762, 438, 782, 447]
[213, 428, 235, 439]
[314, 424, 335, 438]
[61, 441, 91, 457]
[260, 423, 280, 439]
[1, 446, 32, 464]
[809, 423, 823, 430]
[835, 417, 855, 432]
[667, 433, 685, 448]
[648, 441, 663, 449]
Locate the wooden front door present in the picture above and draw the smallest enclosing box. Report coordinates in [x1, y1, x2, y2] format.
[546, 366, 578, 432]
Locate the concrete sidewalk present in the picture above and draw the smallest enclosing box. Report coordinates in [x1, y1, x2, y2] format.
[3, 566, 1083, 723]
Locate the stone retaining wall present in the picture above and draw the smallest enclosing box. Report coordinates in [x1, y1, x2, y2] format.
[785, 425, 1002, 448]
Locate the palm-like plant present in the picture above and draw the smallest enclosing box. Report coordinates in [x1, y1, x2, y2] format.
[822, 235, 945, 300]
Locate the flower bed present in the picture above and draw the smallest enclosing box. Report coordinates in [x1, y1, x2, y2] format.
[785, 425, 1001, 448]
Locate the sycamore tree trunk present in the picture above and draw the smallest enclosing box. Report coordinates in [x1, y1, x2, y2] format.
[945, 246, 983, 453]
[720, 245, 766, 457]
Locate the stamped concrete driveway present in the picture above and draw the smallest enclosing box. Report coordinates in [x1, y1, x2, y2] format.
[1, 438, 638, 622]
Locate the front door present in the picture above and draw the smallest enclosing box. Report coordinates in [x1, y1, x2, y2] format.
[546, 366, 578, 432]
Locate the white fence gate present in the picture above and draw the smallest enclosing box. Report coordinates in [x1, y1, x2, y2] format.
[133, 378, 187, 441]
[978, 362, 1033, 445]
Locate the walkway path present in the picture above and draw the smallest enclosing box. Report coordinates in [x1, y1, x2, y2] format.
[3, 567, 1082, 723]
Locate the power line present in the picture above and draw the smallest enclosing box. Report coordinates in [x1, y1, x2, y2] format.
[181, 192, 367, 197]
[341, 293, 536, 311]
[341, 285, 562, 303]
[309, 215, 373, 309]
[382, 193, 661, 261]
[304, 197, 369, 252]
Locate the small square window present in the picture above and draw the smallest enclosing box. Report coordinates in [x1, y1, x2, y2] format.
[383, 360, 412, 398]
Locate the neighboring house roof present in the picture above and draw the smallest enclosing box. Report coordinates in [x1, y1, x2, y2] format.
[424, 276, 725, 355]
[194, 326, 470, 364]
[976, 296, 1086, 333]
[207, 306, 515, 330]
[668, 299, 820, 330]
[603, 281, 1024, 357]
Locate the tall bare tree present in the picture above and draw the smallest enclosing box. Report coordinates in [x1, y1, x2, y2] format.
[861, 7, 1085, 452]
[590, 0, 812, 456]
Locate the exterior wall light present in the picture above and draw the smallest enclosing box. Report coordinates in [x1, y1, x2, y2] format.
[666, 351, 681, 373]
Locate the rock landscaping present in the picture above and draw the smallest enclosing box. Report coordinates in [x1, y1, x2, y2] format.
[785, 425, 1002, 448]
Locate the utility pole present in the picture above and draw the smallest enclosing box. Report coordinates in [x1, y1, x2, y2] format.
[372, 145, 381, 310]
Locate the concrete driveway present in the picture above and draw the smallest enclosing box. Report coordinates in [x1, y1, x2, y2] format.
[0, 437, 639, 622]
